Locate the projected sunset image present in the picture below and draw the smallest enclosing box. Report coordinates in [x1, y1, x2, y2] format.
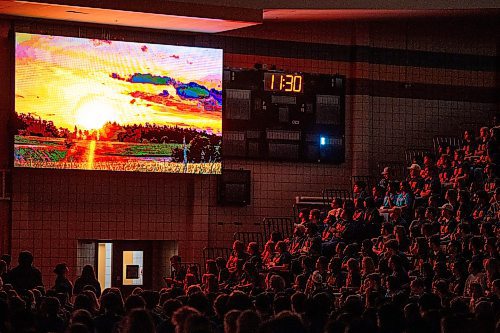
[14, 33, 222, 174]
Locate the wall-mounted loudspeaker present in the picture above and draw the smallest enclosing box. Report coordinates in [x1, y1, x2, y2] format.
[217, 169, 251, 206]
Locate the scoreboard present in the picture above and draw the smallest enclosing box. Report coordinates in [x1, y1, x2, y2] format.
[222, 68, 346, 164]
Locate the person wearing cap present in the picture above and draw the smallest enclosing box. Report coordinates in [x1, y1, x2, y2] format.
[438, 203, 458, 240]
[53, 262, 73, 298]
[379, 167, 391, 189]
[407, 163, 424, 196]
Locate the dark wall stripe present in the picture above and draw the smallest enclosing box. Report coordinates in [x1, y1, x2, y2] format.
[368, 47, 497, 72]
[12, 19, 499, 103]
[347, 79, 498, 103]
[14, 19, 498, 72]
[198, 35, 497, 72]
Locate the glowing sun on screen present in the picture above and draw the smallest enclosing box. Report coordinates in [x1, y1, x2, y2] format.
[75, 96, 120, 130]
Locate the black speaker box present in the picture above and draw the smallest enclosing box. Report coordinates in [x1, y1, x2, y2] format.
[217, 169, 251, 206]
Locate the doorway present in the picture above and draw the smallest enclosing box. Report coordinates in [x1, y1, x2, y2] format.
[96, 240, 152, 296]
[112, 241, 153, 295]
[91, 240, 178, 294]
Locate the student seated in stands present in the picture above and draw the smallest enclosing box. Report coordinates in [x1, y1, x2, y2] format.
[462, 129, 477, 158]
[353, 180, 368, 200]
[268, 241, 292, 272]
[379, 167, 392, 189]
[371, 185, 385, 208]
[438, 203, 458, 241]
[163, 255, 186, 287]
[227, 240, 249, 272]
[289, 224, 307, 256]
[2, 121, 500, 333]
[407, 163, 424, 196]
[308, 209, 323, 232]
[420, 166, 441, 200]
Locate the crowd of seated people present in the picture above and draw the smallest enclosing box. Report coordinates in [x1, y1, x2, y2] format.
[1, 126, 500, 333]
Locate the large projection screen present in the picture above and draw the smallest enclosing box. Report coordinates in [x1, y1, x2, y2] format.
[14, 33, 222, 174]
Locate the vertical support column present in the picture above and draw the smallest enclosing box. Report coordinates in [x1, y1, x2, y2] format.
[0, 20, 12, 255]
[348, 22, 372, 179]
[496, 28, 500, 120]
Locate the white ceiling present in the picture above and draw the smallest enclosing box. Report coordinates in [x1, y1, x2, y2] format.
[0, 0, 261, 33]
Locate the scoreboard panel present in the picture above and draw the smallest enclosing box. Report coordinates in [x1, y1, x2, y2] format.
[223, 68, 346, 164]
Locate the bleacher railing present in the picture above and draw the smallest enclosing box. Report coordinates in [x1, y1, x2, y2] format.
[262, 217, 294, 241]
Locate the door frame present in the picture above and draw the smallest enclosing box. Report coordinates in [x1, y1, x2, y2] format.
[96, 240, 153, 296]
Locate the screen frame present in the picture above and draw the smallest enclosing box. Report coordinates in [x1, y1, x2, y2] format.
[12, 31, 224, 175]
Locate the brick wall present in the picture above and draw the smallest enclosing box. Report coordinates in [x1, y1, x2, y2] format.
[0, 17, 497, 286]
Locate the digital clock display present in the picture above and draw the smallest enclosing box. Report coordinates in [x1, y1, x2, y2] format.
[264, 72, 304, 93]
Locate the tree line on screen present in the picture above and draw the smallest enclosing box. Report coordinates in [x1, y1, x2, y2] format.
[14, 113, 221, 163]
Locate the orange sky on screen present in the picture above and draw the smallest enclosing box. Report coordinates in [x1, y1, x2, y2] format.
[15, 33, 222, 134]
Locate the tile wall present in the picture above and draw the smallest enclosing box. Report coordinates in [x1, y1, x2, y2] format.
[0, 17, 497, 285]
